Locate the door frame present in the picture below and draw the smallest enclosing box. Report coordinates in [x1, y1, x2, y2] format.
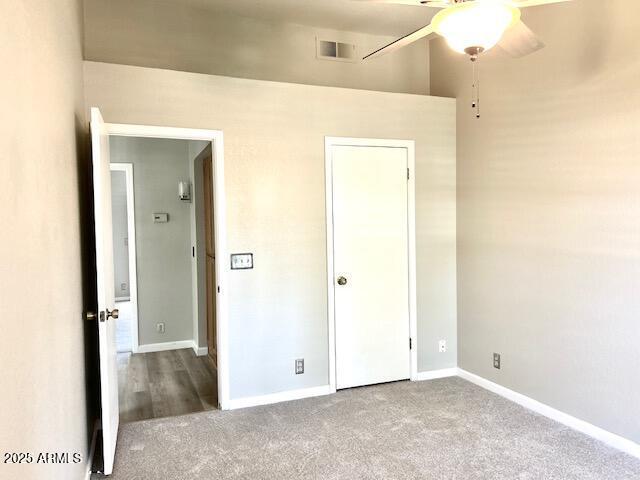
[109, 162, 140, 353]
[324, 136, 418, 392]
[199, 147, 217, 364]
[189, 145, 213, 359]
[105, 122, 231, 409]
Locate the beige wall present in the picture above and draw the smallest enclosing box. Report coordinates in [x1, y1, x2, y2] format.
[83, 0, 430, 95]
[431, 0, 640, 443]
[0, 1, 93, 479]
[84, 61, 456, 399]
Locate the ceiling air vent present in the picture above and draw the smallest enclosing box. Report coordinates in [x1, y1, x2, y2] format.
[316, 38, 358, 63]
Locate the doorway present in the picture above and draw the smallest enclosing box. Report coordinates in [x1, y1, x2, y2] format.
[109, 163, 139, 354]
[108, 136, 218, 424]
[90, 110, 228, 474]
[325, 137, 418, 391]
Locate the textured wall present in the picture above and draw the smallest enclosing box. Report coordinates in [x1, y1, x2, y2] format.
[110, 136, 195, 346]
[431, 0, 640, 443]
[84, 61, 456, 400]
[83, 0, 429, 95]
[0, 0, 95, 479]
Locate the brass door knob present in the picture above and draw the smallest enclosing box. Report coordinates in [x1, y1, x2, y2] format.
[106, 308, 119, 320]
[337, 276, 347, 286]
[85, 311, 97, 322]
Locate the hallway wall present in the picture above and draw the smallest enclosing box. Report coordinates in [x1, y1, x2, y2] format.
[111, 169, 130, 298]
[109, 136, 195, 346]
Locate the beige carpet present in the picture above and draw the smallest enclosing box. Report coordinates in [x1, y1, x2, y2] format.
[94, 377, 640, 479]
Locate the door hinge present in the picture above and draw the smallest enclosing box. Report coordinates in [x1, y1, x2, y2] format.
[407, 168, 410, 180]
[409, 337, 412, 350]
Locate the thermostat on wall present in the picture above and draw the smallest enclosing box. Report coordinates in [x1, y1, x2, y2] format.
[153, 213, 169, 223]
[231, 253, 253, 270]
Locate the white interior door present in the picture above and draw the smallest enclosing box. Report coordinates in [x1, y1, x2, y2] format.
[90, 107, 119, 474]
[331, 144, 410, 390]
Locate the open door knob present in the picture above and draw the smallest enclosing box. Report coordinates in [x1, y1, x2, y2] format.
[106, 308, 119, 320]
[337, 276, 347, 286]
[85, 311, 97, 322]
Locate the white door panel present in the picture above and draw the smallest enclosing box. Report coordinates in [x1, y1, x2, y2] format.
[332, 145, 410, 390]
[90, 107, 119, 475]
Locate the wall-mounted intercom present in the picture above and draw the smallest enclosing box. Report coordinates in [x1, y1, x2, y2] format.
[178, 181, 191, 202]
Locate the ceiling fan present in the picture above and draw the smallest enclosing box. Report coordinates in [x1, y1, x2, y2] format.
[359, 0, 572, 117]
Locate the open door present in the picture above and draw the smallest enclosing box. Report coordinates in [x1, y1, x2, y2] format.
[90, 107, 119, 474]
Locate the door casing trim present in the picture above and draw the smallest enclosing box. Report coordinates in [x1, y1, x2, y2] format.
[324, 136, 417, 393]
[105, 122, 231, 410]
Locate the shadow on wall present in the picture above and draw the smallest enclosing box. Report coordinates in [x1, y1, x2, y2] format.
[75, 112, 101, 462]
[573, 0, 613, 80]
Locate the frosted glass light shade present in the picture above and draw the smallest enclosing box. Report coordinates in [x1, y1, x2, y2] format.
[432, 1, 520, 54]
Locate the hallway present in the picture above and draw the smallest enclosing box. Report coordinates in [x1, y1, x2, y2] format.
[118, 349, 217, 423]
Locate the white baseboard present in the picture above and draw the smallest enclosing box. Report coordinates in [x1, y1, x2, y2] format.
[135, 340, 208, 356]
[191, 341, 208, 356]
[414, 368, 458, 381]
[457, 368, 640, 459]
[84, 419, 99, 480]
[225, 385, 334, 410]
[136, 340, 194, 353]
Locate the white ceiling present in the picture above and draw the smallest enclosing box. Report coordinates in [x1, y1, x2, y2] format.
[176, 0, 437, 37]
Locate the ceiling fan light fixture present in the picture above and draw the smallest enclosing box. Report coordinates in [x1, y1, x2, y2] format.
[432, 1, 521, 54]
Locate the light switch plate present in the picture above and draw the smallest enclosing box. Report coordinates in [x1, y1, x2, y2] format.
[231, 253, 253, 270]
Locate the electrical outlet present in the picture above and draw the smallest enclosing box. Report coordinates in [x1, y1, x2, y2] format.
[295, 358, 304, 375]
[493, 353, 501, 369]
[438, 340, 447, 353]
[157, 323, 165, 334]
[120, 283, 127, 291]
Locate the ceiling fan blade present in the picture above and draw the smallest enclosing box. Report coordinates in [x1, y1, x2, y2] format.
[354, 0, 450, 8]
[497, 19, 545, 58]
[363, 24, 435, 60]
[417, 1, 451, 7]
[511, 0, 572, 7]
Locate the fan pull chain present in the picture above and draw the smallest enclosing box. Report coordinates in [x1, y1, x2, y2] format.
[476, 59, 480, 119]
[471, 55, 480, 119]
[471, 59, 476, 110]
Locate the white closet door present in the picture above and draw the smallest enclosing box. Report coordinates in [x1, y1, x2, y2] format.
[331, 145, 410, 390]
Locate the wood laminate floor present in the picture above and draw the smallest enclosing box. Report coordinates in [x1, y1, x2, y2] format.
[117, 348, 217, 423]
